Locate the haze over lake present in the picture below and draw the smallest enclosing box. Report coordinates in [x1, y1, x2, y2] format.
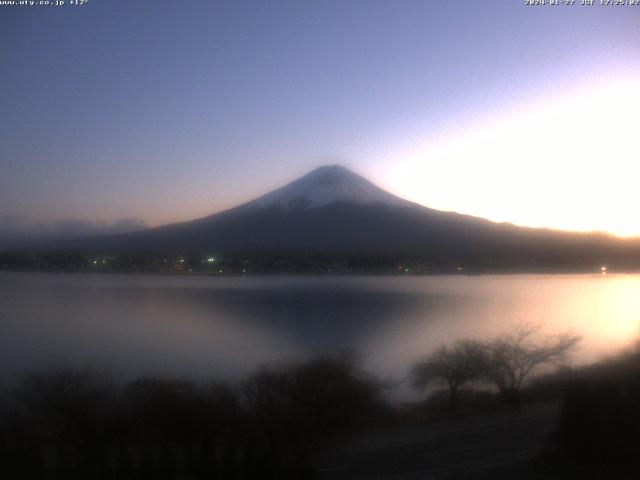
[3, 272, 639, 399]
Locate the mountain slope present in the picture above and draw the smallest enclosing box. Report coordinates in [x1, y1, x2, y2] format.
[37, 165, 640, 271]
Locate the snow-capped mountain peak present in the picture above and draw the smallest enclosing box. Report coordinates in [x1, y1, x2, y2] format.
[245, 165, 407, 210]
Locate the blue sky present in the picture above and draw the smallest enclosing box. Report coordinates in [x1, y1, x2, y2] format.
[2, 0, 639, 234]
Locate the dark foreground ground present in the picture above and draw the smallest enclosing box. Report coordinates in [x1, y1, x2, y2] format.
[4, 351, 640, 479]
[317, 402, 560, 480]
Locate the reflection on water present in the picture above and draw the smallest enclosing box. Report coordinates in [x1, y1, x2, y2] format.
[1, 272, 639, 399]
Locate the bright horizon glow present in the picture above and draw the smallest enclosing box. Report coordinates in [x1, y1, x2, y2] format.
[384, 76, 640, 237]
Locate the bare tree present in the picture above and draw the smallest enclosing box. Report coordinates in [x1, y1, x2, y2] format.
[484, 327, 581, 407]
[411, 340, 487, 415]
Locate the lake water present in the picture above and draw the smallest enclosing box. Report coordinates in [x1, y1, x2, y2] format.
[1, 272, 639, 399]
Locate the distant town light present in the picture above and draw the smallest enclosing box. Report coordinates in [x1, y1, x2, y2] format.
[207, 257, 216, 263]
[601, 266, 607, 274]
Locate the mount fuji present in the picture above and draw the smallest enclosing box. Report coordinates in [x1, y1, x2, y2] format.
[43, 165, 640, 271]
[243, 165, 408, 211]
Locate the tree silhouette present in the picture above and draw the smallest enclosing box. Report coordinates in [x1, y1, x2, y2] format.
[242, 355, 381, 477]
[411, 340, 487, 415]
[484, 327, 581, 408]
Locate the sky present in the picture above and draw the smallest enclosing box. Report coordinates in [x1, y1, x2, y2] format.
[1, 0, 639, 237]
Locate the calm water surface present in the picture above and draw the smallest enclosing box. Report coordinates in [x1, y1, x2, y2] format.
[1, 272, 639, 399]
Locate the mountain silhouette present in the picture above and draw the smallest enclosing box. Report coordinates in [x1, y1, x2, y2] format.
[39, 165, 640, 271]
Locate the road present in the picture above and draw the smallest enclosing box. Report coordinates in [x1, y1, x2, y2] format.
[316, 402, 560, 480]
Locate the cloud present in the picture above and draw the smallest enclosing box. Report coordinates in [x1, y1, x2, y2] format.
[0, 215, 148, 248]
